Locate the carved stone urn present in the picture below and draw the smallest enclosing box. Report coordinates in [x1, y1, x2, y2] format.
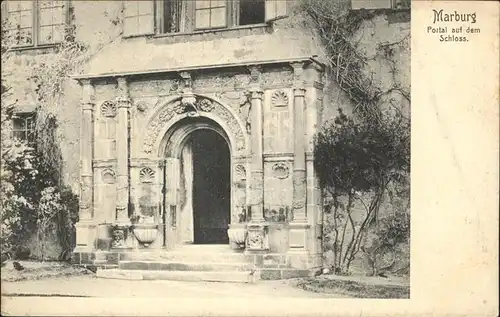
[227, 224, 247, 250]
[131, 215, 159, 248]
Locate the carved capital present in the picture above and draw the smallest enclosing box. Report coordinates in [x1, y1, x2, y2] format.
[293, 87, 306, 97]
[81, 102, 95, 111]
[81, 80, 95, 105]
[115, 96, 132, 108]
[250, 89, 264, 100]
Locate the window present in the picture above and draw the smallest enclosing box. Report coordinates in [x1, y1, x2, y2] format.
[239, 0, 265, 26]
[160, 0, 183, 33]
[5, 1, 67, 47]
[194, 0, 227, 30]
[123, 0, 288, 37]
[351, 0, 410, 10]
[12, 113, 36, 144]
[123, 1, 155, 36]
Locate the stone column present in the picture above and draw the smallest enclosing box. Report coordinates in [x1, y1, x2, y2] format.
[249, 88, 264, 222]
[246, 66, 269, 252]
[110, 77, 131, 249]
[115, 77, 131, 224]
[74, 79, 96, 252]
[289, 62, 310, 253]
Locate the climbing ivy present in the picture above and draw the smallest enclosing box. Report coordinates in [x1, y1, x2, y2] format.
[304, 0, 411, 275]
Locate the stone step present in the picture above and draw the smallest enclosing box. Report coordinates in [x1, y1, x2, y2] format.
[121, 251, 251, 264]
[119, 260, 253, 271]
[96, 269, 258, 283]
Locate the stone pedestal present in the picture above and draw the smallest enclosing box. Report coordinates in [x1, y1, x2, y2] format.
[245, 223, 269, 252]
[74, 221, 97, 252]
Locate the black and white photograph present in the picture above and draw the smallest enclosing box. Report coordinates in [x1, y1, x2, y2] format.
[0, 0, 497, 316]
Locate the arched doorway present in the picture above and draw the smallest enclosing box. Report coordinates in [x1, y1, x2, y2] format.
[162, 117, 232, 246]
[189, 129, 230, 244]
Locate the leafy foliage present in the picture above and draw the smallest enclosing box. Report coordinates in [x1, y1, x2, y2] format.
[306, 0, 411, 275]
[1, 19, 81, 261]
[302, 0, 410, 123]
[314, 108, 409, 275]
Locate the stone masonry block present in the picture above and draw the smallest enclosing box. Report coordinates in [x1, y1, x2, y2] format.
[260, 269, 281, 280]
[281, 269, 311, 279]
[71, 252, 81, 265]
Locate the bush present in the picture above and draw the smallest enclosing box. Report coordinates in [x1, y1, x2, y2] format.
[0, 139, 79, 261]
[314, 108, 409, 275]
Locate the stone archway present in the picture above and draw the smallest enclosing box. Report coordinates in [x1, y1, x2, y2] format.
[160, 116, 233, 247]
[136, 95, 250, 249]
[143, 95, 249, 157]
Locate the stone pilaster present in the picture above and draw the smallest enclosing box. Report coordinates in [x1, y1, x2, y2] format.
[115, 77, 131, 226]
[75, 79, 96, 252]
[289, 62, 310, 252]
[249, 89, 264, 222]
[246, 66, 269, 252]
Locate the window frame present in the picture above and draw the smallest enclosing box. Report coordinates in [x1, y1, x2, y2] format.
[153, 0, 283, 36]
[11, 112, 37, 145]
[235, 0, 267, 27]
[351, 0, 410, 10]
[5, 0, 70, 49]
[193, 0, 228, 31]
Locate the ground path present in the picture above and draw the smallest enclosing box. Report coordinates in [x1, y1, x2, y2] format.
[2, 275, 342, 299]
[2, 275, 348, 316]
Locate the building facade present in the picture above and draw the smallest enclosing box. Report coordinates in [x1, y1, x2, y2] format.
[3, 0, 410, 279]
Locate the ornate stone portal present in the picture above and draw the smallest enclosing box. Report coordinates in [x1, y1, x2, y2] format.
[73, 58, 325, 279]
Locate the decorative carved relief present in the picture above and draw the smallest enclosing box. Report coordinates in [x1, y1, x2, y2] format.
[234, 74, 251, 87]
[246, 230, 264, 249]
[216, 91, 251, 134]
[192, 74, 236, 90]
[135, 101, 148, 112]
[79, 182, 92, 210]
[173, 100, 188, 114]
[291, 62, 305, 84]
[248, 171, 264, 206]
[101, 100, 117, 117]
[143, 97, 246, 154]
[217, 91, 250, 107]
[157, 79, 180, 94]
[234, 164, 246, 181]
[271, 163, 290, 179]
[264, 206, 290, 222]
[196, 98, 215, 112]
[101, 168, 116, 184]
[179, 71, 192, 89]
[271, 90, 289, 107]
[211, 102, 245, 151]
[292, 173, 307, 210]
[139, 167, 155, 183]
[248, 66, 262, 84]
[262, 70, 294, 87]
[111, 225, 127, 248]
